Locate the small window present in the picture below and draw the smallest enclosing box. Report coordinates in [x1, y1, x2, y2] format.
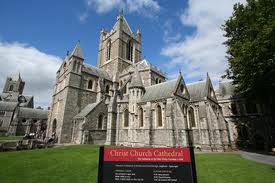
[105, 85, 110, 94]
[0, 119, 3, 127]
[180, 84, 184, 93]
[156, 78, 158, 84]
[188, 107, 196, 127]
[156, 105, 162, 127]
[0, 111, 5, 116]
[106, 40, 111, 61]
[52, 119, 57, 133]
[88, 80, 93, 89]
[124, 109, 129, 127]
[63, 62, 67, 69]
[9, 85, 13, 91]
[139, 108, 144, 127]
[127, 40, 133, 61]
[98, 114, 103, 129]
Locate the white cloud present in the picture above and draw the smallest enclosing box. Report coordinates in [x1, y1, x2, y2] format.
[79, 12, 89, 23]
[85, 0, 160, 15]
[161, 0, 246, 86]
[0, 42, 61, 108]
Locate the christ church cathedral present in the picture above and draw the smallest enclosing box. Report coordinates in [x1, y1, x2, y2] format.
[46, 14, 241, 151]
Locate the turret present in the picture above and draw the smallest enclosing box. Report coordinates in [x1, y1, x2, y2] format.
[129, 66, 145, 114]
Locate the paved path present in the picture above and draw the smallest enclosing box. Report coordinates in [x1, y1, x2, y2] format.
[241, 151, 275, 166]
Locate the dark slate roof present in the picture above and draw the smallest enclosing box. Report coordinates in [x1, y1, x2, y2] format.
[18, 108, 48, 119]
[140, 79, 177, 102]
[74, 102, 100, 119]
[186, 80, 207, 101]
[0, 101, 17, 111]
[218, 81, 235, 98]
[83, 64, 112, 81]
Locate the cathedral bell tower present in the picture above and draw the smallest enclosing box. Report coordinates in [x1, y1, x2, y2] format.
[97, 14, 142, 77]
[2, 73, 25, 96]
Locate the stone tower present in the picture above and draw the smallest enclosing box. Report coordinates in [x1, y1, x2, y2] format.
[97, 14, 142, 77]
[46, 42, 84, 143]
[2, 73, 25, 96]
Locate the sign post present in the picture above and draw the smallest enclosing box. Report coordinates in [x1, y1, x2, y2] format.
[98, 146, 197, 183]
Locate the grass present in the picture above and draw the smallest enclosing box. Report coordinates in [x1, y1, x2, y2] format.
[0, 145, 274, 183]
[0, 136, 23, 141]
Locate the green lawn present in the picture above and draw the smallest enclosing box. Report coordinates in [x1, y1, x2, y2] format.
[0, 145, 274, 183]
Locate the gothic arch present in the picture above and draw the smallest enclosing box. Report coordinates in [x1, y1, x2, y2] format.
[88, 80, 93, 90]
[156, 105, 162, 127]
[139, 107, 144, 127]
[52, 119, 57, 133]
[106, 39, 111, 61]
[124, 109, 129, 127]
[98, 114, 103, 129]
[188, 107, 196, 128]
[127, 40, 133, 61]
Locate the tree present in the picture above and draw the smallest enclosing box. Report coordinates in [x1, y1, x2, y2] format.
[223, 0, 275, 151]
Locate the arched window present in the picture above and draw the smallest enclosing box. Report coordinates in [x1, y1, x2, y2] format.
[98, 114, 103, 129]
[63, 62, 67, 69]
[127, 40, 133, 61]
[156, 105, 162, 127]
[188, 107, 196, 127]
[52, 119, 57, 133]
[139, 108, 144, 127]
[88, 80, 93, 89]
[0, 119, 3, 127]
[106, 40, 111, 61]
[9, 85, 13, 91]
[105, 85, 110, 94]
[124, 109, 129, 127]
[156, 78, 158, 84]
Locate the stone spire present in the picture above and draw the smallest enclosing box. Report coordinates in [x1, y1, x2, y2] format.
[70, 41, 84, 59]
[129, 66, 144, 89]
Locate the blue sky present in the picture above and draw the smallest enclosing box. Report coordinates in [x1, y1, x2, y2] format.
[0, 0, 245, 107]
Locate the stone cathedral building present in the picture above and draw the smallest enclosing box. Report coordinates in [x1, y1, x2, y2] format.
[46, 15, 232, 151]
[0, 74, 48, 136]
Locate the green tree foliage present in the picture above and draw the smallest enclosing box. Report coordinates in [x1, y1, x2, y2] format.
[223, 0, 275, 100]
[223, 0, 275, 151]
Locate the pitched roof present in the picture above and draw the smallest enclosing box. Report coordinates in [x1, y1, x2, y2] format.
[0, 101, 17, 111]
[186, 80, 207, 101]
[70, 41, 84, 59]
[18, 108, 48, 119]
[82, 64, 112, 81]
[129, 67, 144, 89]
[74, 102, 100, 119]
[112, 15, 133, 35]
[122, 59, 165, 77]
[140, 79, 177, 102]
